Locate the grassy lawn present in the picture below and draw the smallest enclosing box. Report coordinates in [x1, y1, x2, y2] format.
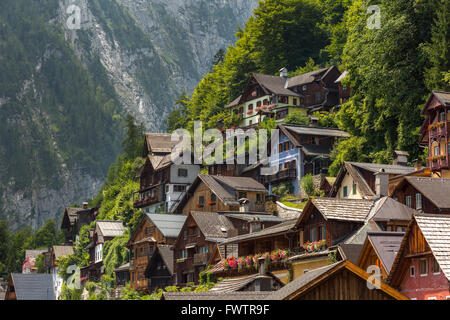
[280, 201, 307, 210]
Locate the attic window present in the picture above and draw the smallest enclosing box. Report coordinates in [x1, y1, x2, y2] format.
[420, 258, 428, 276]
[302, 85, 307, 91]
[220, 227, 227, 233]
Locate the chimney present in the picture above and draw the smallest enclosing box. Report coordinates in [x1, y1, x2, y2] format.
[82, 202, 88, 209]
[374, 169, 389, 197]
[393, 150, 409, 166]
[279, 67, 288, 78]
[414, 160, 423, 171]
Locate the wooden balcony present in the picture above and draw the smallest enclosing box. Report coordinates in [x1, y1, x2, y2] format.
[264, 168, 297, 184]
[193, 253, 209, 266]
[427, 156, 449, 172]
[428, 121, 449, 139]
[133, 196, 161, 208]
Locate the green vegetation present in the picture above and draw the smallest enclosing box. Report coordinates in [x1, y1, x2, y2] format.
[300, 174, 315, 197]
[0, 219, 64, 278]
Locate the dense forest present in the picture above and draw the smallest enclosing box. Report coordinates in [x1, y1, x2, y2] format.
[167, 0, 450, 174]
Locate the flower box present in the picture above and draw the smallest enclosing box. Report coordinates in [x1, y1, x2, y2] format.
[207, 201, 216, 205]
[246, 110, 253, 115]
[196, 203, 203, 208]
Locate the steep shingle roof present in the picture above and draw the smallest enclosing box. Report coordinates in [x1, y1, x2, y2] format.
[348, 162, 415, 175]
[191, 211, 236, 240]
[157, 245, 174, 275]
[10, 274, 55, 300]
[52, 245, 73, 258]
[310, 198, 375, 222]
[287, 67, 334, 88]
[400, 177, 450, 209]
[209, 273, 283, 293]
[146, 213, 187, 238]
[282, 124, 350, 138]
[252, 73, 301, 97]
[372, 197, 417, 222]
[414, 214, 450, 280]
[25, 249, 47, 260]
[365, 232, 404, 274]
[96, 221, 125, 238]
[145, 133, 181, 154]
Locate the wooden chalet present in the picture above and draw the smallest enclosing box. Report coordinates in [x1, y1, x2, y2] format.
[60, 203, 98, 244]
[388, 214, 450, 300]
[370, 196, 417, 232]
[329, 160, 416, 200]
[266, 124, 349, 196]
[126, 213, 186, 292]
[81, 221, 124, 282]
[390, 177, 450, 214]
[225, 66, 342, 128]
[357, 231, 404, 280]
[135, 133, 200, 213]
[5, 274, 55, 300]
[173, 174, 268, 214]
[265, 260, 408, 300]
[173, 211, 237, 286]
[144, 245, 175, 291]
[419, 91, 450, 177]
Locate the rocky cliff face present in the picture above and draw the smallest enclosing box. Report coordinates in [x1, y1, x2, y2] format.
[0, 0, 257, 230]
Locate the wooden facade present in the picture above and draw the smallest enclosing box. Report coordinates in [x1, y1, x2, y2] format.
[127, 216, 177, 292]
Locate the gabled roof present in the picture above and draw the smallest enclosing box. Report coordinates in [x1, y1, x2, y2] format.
[25, 249, 47, 260]
[360, 231, 404, 274]
[147, 244, 174, 275]
[371, 197, 417, 222]
[337, 244, 364, 265]
[114, 262, 130, 272]
[145, 133, 181, 154]
[287, 66, 336, 88]
[421, 91, 450, 115]
[389, 214, 450, 284]
[9, 274, 55, 300]
[392, 177, 450, 210]
[252, 73, 301, 97]
[52, 245, 73, 259]
[190, 211, 236, 241]
[414, 214, 450, 280]
[208, 273, 284, 293]
[146, 213, 187, 239]
[298, 198, 376, 225]
[347, 162, 415, 175]
[281, 124, 350, 139]
[174, 174, 268, 211]
[96, 221, 125, 238]
[265, 260, 408, 300]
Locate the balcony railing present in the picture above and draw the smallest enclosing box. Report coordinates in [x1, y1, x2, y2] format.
[428, 156, 449, 171]
[264, 168, 297, 184]
[134, 196, 161, 208]
[194, 253, 209, 266]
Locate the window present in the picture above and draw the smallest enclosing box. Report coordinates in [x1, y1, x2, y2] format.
[434, 145, 439, 156]
[248, 104, 253, 111]
[320, 226, 326, 241]
[211, 193, 216, 202]
[257, 101, 261, 107]
[293, 98, 298, 105]
[440, 112, 446, 122]
[310, 227, 317, 242]
[343, 186, 348, 198]
[183, 230, 188, 240]
[420, 258, 428, 276]
[315, 92, 321, 102]
[406, 195, 412, 207]
[238, 192, 247, 199]
[284, 141, 290, 151]
[433, 259, 440, 274]
[352, 184, 357, 195]
[178, 168, 188, 177]
[199, 196, 205, 206]
[174, 185, 186, 192]
[165, 185, 170, 193]
[256, 193, 264, 203]
[200, 246, 209, 254]
[302, 85, 307, 91]
[410, 266, 415, 277]
[416, 193, 422, 211]
[180, 249, 187, 259]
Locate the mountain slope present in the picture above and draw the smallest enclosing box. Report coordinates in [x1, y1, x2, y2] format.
[0, 0, 257, 229]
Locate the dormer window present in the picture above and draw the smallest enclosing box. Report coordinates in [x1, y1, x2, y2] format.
[302, 85, 307, 91]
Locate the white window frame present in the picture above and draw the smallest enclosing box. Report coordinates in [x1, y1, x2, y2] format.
[416, 193, 422, 211]
[406, 195, 412, 208]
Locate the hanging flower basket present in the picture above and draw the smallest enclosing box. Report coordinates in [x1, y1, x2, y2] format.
[247, 110, 253, 115]
[251, 91, 257, 97]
